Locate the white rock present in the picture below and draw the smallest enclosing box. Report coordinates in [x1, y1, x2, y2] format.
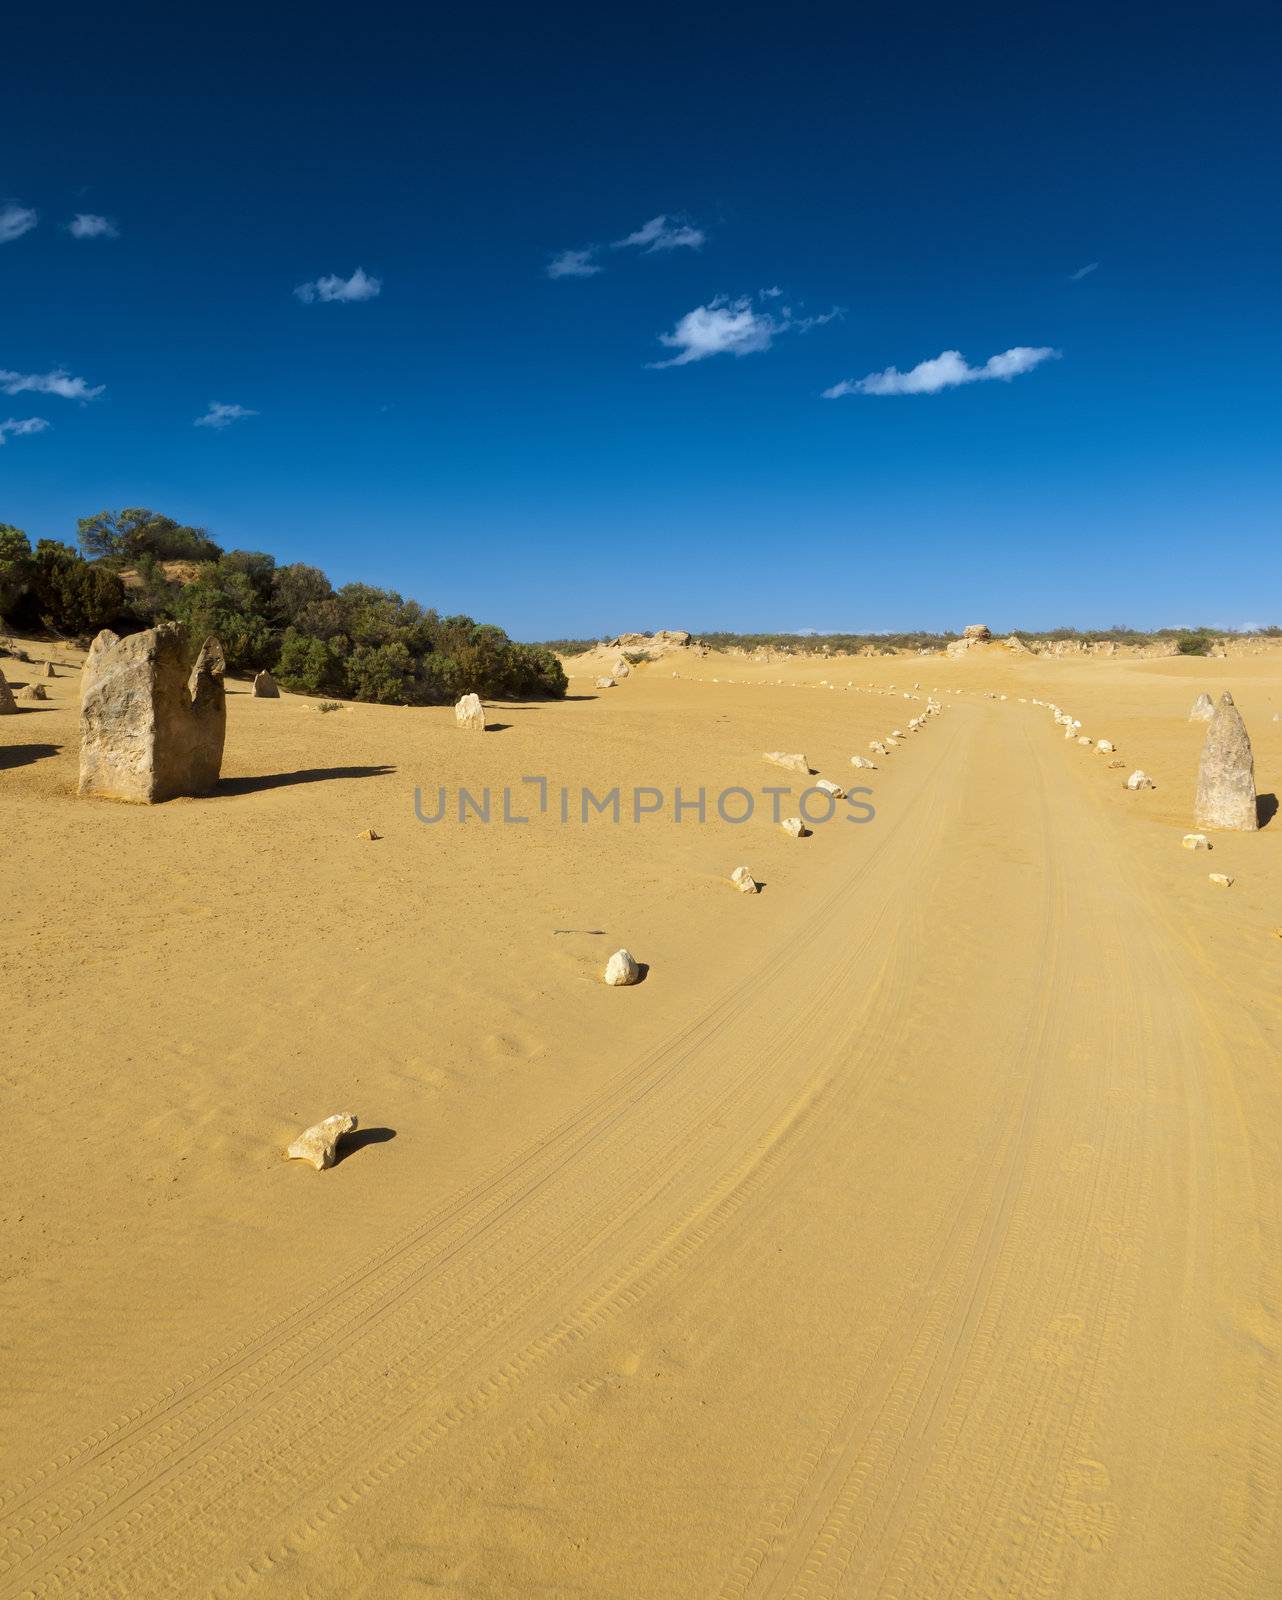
[604, 948, 640, 986]
[764, 751, 810, 775]
[730, 866, 759, 894]
[885, 737, 900, 748]
[1208, 872, 1234, 888]
[780, 816, 809, 837]
[815, 778, 845, 799]
[595, 676, 616, 688]
[850, 755, 877, 769]
[455, 692, 486, 731]
[1097, 740, 1115, 753]
[286, 1113, 357, 1170]
[1182, 833, 1211, 850]
[612, 660, 631, 678]
[1189, 692, 1215, 721]
[869, 740, 887, 754]
[1126, 770, 1155, 790]
[1077, 736, 1092, 746]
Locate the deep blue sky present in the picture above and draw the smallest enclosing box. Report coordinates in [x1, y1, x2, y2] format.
[3, 1, 1279, 637]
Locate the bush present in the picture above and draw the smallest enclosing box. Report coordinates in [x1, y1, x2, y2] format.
[1176, 633, 1211, 656]
[77, 508, 223, 564]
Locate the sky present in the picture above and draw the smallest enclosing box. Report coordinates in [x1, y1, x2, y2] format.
[2, 0, 1279, 639]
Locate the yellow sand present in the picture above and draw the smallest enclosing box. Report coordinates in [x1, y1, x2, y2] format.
[2, 640, 1281, 1598]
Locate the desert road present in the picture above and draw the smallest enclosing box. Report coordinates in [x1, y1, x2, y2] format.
[3, 686, 1279, 1598]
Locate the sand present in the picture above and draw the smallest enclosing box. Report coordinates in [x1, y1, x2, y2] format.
[2, 640, 1281, 1597]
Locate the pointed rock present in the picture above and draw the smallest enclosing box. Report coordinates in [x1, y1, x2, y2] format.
[780, 816, 809, 837]
[19, 683, 48, 701]
[730, 866, 759, 894]
[454, 692, 486, 731]
[252, 670, 280, 698]
[0, 674, 18, 715]
[1189, 692, 1215, 721]
[1195, 692, 1257, 831]
[604, 948, 640, 986]
[286, 1113, 357, 1170]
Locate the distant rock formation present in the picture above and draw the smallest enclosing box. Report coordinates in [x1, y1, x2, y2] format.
[963, 623, 992, 640]
[252, 670, 280, 698]
[1189, 692, 1214, 721]
[1195, 692, 1257, 831]
[608, 630, 691, 658]
[78, 624, 226, 802]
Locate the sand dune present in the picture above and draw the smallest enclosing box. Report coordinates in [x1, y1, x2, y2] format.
[3, 642, 1281, 1597]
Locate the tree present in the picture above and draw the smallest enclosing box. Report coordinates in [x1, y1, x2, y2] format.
[0, 524, 32, 618]
[77, 508, 223, 564]
[172, 566, 273, 672]
[27, 541, 125, 637]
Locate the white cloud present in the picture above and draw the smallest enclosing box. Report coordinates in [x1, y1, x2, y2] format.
[0, 416, 50, 444]
[194, 401, 258, 430]
[613, 214, 706, 253]
[823, 345, 1059, 398]
[547, 247, 601, 279]
[0, 367, 104, 401]
[649, 292, 841, 369]
[1069, 261, 1099, 281]
[67, 213, 118, 239]
[0, 203, 37, 244]
[294, 266, 382, 304]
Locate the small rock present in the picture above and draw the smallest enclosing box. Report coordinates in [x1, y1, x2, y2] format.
[1182, 833, 1211, 850]
[1108, 759, 1126, 769]
[1077, 736, 1092, 746]
[595, 676, 616, 688]
[1208, 873, 1233, 888]
[815, 778, 845, 799]
[1097, 740, 1115, 753]
[613, 660, 631, 678]
[730, 866, 759, 894]
[780, 817, 809, 837]
[850, 755, 877, 769]
[1126, 770, 1155, 790]
[358, 827, 382, 841]
[604, 948, 640, 986]
[286, 1113, 357, 1170]
[252, 670, 280, 698]
[1189, 692, 1215, 721]
[764, 751, 810, 775]
[455, 692, 486, 731]
[19, 682, 48, 700]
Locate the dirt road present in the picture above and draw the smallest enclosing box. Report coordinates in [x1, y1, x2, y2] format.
[3, 682, 1279, 1597]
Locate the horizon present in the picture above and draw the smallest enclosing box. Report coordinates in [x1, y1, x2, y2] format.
[3, 0, 1279, 638]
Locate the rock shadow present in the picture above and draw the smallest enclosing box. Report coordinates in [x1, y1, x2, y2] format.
[1258, 793, 1278, 828]
[0, 742, 61, 769]
[216, 764, 395, 795]
[335, 1127, 396, 1163]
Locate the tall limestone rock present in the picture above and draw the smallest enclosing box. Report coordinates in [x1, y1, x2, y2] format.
[79, 624, 227, 802]
[0, 673, 16, 715]
[1194, 691, 1257, 831]
[1189, 692, 1214, 721]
